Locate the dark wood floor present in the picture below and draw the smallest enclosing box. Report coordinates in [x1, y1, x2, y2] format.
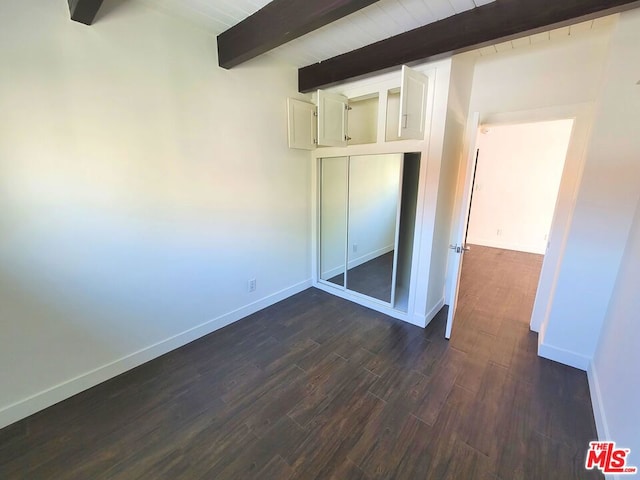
[0, 246, 601, 479]
[328, 252, 394, 302]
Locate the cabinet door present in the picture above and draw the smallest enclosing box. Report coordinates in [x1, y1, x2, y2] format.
[287, 98, 317, 150]
[398, 65, 428, 140]
[317, 90, 348, 147]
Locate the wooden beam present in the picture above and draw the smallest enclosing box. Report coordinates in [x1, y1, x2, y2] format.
[217, 0, 379, 69]
[299, 0, 640, 92]
[68, 0, 105, 25]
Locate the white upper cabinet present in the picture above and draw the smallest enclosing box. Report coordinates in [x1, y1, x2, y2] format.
[287, 98, 317, 150]
[398, 65, 428, 140]
[317, 90, 349, 147]
[286, 64, 429, 150]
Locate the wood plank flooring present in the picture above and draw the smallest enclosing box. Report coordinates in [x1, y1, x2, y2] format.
[328, 251, 394, 303]
[0, 245, 601, 479]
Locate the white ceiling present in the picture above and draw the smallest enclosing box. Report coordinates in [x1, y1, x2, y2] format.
[135, 0, 617, 67]
[137, 0, 496, 66]
[476, 15, 618, 57]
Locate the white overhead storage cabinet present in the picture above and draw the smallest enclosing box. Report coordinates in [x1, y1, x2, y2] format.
[287, 65, 429, 150]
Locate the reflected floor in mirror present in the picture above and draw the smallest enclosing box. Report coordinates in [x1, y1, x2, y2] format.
[328, 252, 393, 303]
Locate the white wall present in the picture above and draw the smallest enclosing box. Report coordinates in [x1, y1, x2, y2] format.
[348, 154, 402, 268]
[467, 120, 573, 254]
[589, 195, 640, 476]
[469, 26, 613, 115]
[0, 0, 311, 427]
[540, 9, 640, 369]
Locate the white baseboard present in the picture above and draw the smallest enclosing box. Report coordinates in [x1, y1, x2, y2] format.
[0, 279, 312, 430]
[406, 313, 427, 328]
[424, 296, 445, 329]
[588, 363, 622, 480]
[538, 341, 590, 371]
[467, 238, 546, 255]
[348, 245, 394, 270]
[587, 362, 610, 441]
[320, 245, 394, 280]
[314, 281, 418, 326]
[321, 264, 345, 280]
[406, 296, 445, 329]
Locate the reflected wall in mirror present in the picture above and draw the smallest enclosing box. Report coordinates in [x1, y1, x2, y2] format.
[320, 157, 348, 286]
[318, 153, 420, 311]
[347, 154, 402, 303]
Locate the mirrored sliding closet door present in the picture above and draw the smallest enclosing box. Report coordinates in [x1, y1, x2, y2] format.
[318, 153, 420, 312]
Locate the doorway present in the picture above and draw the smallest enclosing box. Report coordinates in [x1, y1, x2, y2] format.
[446, 115, 579, 339]
[468, 120, 574, 255]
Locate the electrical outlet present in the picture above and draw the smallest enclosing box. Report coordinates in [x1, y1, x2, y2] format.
[497, 229, 502, 236]
[248, 278, 256, 292]
[353, 244, 358, 253]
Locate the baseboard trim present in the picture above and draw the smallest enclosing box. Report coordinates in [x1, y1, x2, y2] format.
[587, 363, 622, 480]
[538, 341, 590, 371]
[315, 282, 410, 323]
[0, 279, 312, 430]
[406, 313, 427, 328]
[320, 245, 394, 280]
[349, 245, 394, 270]
[424, 296, 445, 328]
[466, 238, 546, 255]
[587, 362, 610, 441]
[321, 265, 345, 281]
[313, 281, 429, 328]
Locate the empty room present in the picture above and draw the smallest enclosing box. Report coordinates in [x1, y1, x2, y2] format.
[1, 0, 639, 479]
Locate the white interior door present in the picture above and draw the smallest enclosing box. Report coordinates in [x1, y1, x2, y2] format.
[398, 65, 428, 140]
[317, 90, 348, 147]
[445, 112, 480, 339]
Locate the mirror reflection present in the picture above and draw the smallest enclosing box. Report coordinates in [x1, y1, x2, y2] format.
[320, 157, 348, 286]
[347, 154, 402, 303]
[319, 154, 403, 303]
[319, 153, 420, 310]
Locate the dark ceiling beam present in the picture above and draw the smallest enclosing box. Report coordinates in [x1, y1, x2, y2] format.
[68, 0, 106, 25]
[217, 0, 380, 69]
[299, 0, 640, 92]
